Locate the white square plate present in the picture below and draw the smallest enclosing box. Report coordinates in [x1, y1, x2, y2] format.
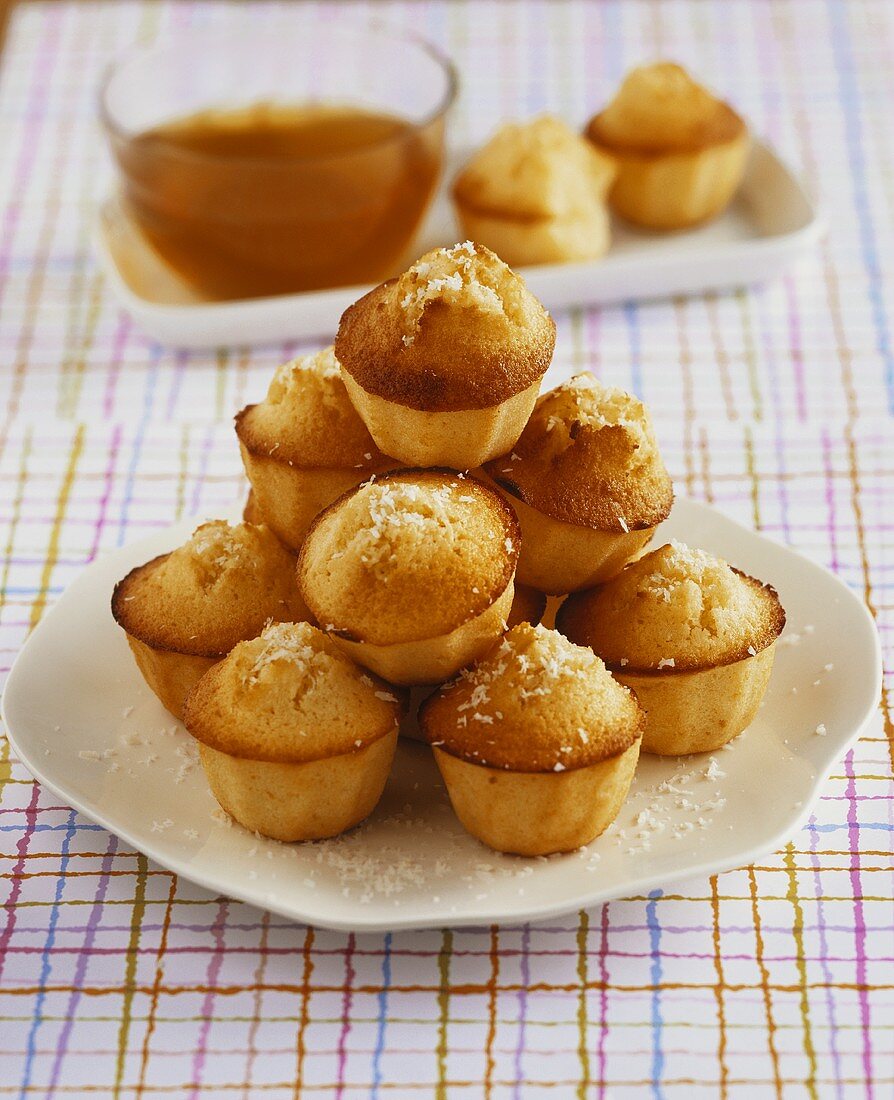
[96, 141, 823, 348]
[2, 498, 879, 931]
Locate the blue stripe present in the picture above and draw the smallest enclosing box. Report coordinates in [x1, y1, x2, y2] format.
[17, 810, 78, 1098]
[370, 931, 392, 1097]
[646, 889, 666, 1099]
[826, 0, 894, 410]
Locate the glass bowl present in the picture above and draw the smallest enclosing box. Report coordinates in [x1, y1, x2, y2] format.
[99, 22, 457, 301]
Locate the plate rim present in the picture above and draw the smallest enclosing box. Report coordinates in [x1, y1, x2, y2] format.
[1, 497, 881, 932]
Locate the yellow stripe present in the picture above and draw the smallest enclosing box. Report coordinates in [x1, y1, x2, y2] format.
[293, 925, 315, 1098]
[29, 425, 84, 632]
[735, 291, 764, 420]
[710, 876, 730, 1098]
[484, 926, 499, 1097]
[783, 843, 819, 1096]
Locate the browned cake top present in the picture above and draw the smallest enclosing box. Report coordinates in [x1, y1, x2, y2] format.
[420, 623, 643, 772]
[184, 621, 402, 763]
[297, 470, 520, 646]
[112, 521, 307, 657]
[587, 62, 745, 155]
[235, 346, 387, 470]
[557, 541, 786, 673]
[334, 242, 555, 412]
[484, 373, 673, 531]
[453, 114, 616, 220]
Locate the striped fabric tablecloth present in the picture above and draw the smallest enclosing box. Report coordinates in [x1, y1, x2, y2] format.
[1, 1, 892, 1096]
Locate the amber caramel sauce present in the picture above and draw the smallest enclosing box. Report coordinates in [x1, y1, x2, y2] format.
[112, 103, 443, 300]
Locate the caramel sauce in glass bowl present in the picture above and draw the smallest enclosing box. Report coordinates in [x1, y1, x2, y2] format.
[100, 25, 456, 301]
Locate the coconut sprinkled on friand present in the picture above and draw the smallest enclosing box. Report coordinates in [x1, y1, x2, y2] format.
[235, 346, 396, 550]
[485, 372, 673, 532]
[336, 242, 555, 414]
[297, 470, 520, 684]
[558, 541, 785, 756]
[422, 624, 644, 855]
[184, 621, 401, 763]
[334, 243, 555, 470]
[235, 346, 387, 471]
[184, 621, 401, 842]
[298, 470, 519, 647]
[558, 540, 785, 674]
[421, 623, 643, 772]
[112, 520, 308, 658]
[480, 372, 672, 594]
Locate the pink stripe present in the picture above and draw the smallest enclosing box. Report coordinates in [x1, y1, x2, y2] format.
[0, 9, 62, 297]
[189, 898, 229, 1095]
[335, 933, 356, 1098]
[0, 784, 41, 981]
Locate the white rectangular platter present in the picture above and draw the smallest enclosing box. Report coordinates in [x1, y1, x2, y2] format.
[96, 141, 822, 349]
[1, 498, 880, 932]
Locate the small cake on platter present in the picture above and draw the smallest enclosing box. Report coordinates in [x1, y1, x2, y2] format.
[297, 470, 519, 685]
[420, 623, 644, 855]
[184, 621, 402, 841]
[586, 62, 749, 230]
[111, 521, 307, 718]
[453, 115, 616, 265]
[557, 541, 785, 754]
[235, 346, 394, 551]
[335, 242, 555, 469]
[483, 373, 673, 594]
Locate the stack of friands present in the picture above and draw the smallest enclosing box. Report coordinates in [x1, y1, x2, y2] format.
[112, 241, 784, 855]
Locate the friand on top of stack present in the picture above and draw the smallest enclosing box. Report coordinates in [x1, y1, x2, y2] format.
[334, 243, 556, 467]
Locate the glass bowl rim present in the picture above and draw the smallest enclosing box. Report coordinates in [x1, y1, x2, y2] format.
[98, 19, 459, 167]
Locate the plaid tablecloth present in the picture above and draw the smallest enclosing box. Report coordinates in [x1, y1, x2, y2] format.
[1, 1, 892, 1096]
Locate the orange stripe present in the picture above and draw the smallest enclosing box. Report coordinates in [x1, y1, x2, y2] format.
[484, 926, 499, 1097]
[292, 925, 315, 1099]
[135, 872, 178, 1096]
[710, 876, 730, 1099]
